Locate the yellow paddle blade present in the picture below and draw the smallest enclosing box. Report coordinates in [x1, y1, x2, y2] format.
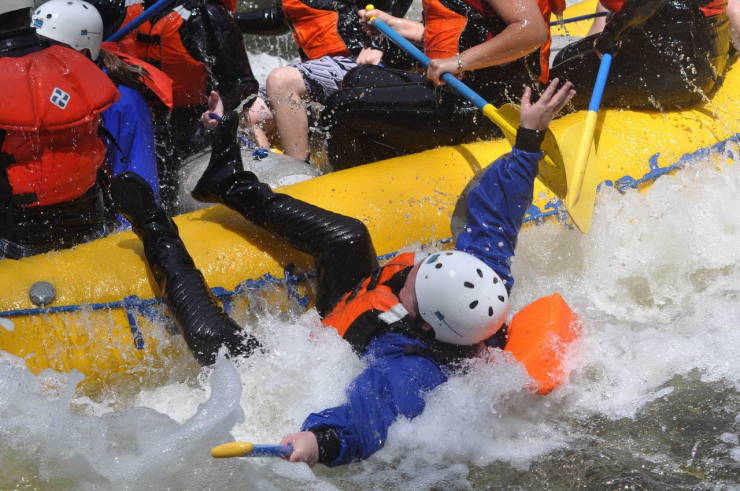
[560, 121, 601, 233]
[211, 441, 255, 458]
[498, 103, 569, 201]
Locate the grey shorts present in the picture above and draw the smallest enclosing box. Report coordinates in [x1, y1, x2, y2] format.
[294, 56, 358, 104]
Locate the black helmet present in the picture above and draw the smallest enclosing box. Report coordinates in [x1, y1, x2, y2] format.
[85, 0, 126, 39]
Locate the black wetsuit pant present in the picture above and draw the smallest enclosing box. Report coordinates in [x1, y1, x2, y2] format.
[153, 106, 210, 214]
[550, 3, 730, 110]
[226, 180, 379, 317]
[137, 173, 379, 365]
[322, 55, 540, 170]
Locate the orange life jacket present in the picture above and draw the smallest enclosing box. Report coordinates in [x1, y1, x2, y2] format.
[325, 253, 581, 393]
[0, 46, 118, 207]
[323, 252, 419, 348]
[421, 0, 469, 60]
[537, 0, 566, 83]
[600, 0, 726, 16]
[281, 0, 352, 59]
[422, 0, 550, 82]
[101, 42, 175, 108]
[118, 1, 209, 107]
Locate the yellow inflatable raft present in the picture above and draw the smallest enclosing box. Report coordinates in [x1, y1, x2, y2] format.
[1, 9, 738, 388]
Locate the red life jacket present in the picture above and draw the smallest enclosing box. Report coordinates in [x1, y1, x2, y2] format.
[323, 252, 419, 350]
[118, 1, 209, 107]
[422, 0, 550, 82]
[101, 42, 175, 108]
[281, 0, 352, 60]
[0, 46, 118, 207]
[601, 0, 726, 15]
[698, 0, 726, 16]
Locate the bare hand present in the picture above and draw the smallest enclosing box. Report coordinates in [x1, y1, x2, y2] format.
[357, 47, 383, 65]
[200, 91, 224, 130]
[426, 56, 461, 86]
[358, 8, 391, 37]
[280, 431, 319, 466]
[519, 78, 575, 131]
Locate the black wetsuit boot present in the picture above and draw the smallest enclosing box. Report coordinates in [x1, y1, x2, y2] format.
[192, 113, 379, 315]
[112, 172, 259, 365]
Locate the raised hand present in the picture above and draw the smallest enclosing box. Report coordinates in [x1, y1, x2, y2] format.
[520, 78, 575, 131]
[200, 91, 224, 130]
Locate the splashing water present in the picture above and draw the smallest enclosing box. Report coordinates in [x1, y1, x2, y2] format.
[1, 142, 738, 489]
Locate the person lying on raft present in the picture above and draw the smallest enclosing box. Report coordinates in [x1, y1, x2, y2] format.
[111, 79, 575, 466]
[227, 0, 412, 161]
[550, 0, 731, 110]
[321, 0, 553, 170]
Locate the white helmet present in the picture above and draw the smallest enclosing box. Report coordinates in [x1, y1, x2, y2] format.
[1, 0, 34, 16]
[415, 251, 509, 345]
[31, 0, 104, 60]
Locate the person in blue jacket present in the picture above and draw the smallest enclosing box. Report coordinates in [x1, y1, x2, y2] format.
[101, 82, 160, 206]
[109, 78, 575, 466]
[32, 0, 161, 208]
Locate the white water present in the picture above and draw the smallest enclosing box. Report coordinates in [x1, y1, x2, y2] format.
[1, 142, 738, 489]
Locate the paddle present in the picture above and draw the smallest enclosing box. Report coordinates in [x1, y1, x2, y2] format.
[549, 11, 608, 26]
[211, 442, 294, 459]
[561, 52, 612, 233]
[366, 6, 592, 232]
[106, 0, 177, 42]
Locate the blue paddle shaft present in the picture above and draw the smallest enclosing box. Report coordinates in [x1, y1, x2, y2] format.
[549, 11, 608, 26]
[588, 53, 613, 112]
[249, 445, 293, 457]
[370, 18, 488, 110]
[106, 0, 176, 42]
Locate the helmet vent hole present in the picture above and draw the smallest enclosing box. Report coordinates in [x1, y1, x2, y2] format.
[498, 295, 505, 302]
[493, 277, 498, 284]
[445, 252, 453, 255]
[435, 263, 443, 269]
[469, 300, 478, 309]
[476, 268, 483, 278]
[464, 281, 474, 288]
[46, 13, 52, 18]
[488, 307, 494, 316]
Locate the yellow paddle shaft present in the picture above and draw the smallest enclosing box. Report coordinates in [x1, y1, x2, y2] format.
[570, 110, 599, 207]
[482, 104, 517, 138]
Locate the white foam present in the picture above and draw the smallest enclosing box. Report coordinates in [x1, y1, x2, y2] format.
[0, 317, 14, 332]
[1, 145, 739, 487]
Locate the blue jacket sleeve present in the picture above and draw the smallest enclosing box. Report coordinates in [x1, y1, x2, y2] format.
[102, 84, 160, 203]
[454, 147, 542, 293]
[301, 333, 447, 466]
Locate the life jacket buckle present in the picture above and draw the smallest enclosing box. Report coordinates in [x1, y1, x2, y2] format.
[136, 32, 161, 45]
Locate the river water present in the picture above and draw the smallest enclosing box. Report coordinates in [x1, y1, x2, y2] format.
[3, 3, 739, 489]
[2, 136, 738, 489]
